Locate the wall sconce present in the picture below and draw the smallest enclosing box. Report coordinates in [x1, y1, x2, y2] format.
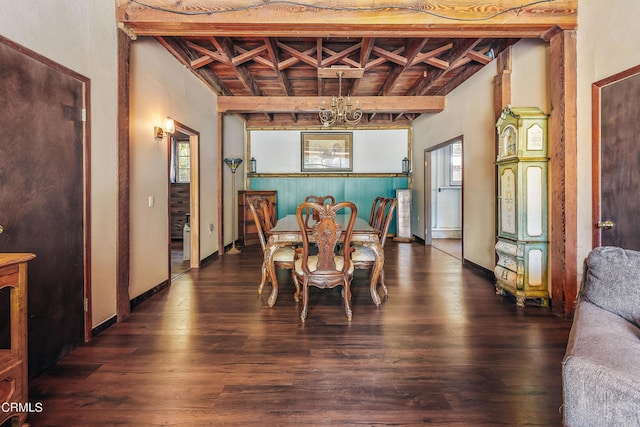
[402, 157, 411, 174]
[249, 157, 257, 174]
[154, 117, 175, 140]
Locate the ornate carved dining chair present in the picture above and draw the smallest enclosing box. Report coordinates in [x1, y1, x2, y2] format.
[294, 200, 357, 322]
[247, 195, 298, 300]
[352, 197, 397, 298]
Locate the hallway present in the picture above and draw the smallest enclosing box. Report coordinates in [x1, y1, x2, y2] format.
[28, 241, 571, 426]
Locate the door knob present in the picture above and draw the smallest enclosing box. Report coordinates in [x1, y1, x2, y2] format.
[0, 225, 3, 234]
[597, 220, 615, 229]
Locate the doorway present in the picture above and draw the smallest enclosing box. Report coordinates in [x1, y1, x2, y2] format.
[168, 121, 200, 279]
[424, 136, 463, 260]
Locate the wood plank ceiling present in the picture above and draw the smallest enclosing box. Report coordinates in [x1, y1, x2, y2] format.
[116, 0, 578, 127]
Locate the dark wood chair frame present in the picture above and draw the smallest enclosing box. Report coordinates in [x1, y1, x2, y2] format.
[368, 196, 385, 228]
[353, 197, 397, 297]
[294, 200, 357, 322]
[247, 195, 298, 299]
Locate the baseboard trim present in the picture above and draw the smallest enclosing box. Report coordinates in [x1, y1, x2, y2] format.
[200, 250, 218, 266]
[92, 315, 117, 337]
[462, 259, 495, 281]
[130, 280, 170, 310]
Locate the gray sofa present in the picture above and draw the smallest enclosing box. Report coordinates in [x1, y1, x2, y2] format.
[562, 246, 640, 426]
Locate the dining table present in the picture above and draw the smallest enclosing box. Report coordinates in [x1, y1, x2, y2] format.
[263, 214, 385, 307]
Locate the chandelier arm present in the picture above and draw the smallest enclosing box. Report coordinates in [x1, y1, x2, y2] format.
[318, 70, 362, 126]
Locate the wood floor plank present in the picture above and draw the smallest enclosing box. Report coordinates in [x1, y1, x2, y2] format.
[27, 241, 572, 426]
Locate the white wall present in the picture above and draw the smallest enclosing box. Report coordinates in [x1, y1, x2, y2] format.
[413, 58, 495, 269]
[249, 128, 410, 173]
[575, 0, 640, 282]
[129, 38, 220, 299]
[412, 39, 549, 270]
[0, 1, 119, 327]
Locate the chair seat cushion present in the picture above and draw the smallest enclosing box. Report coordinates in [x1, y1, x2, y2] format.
[351, 244, 375, 262]
[274, 246, 295, 262]
[295, 256, 354, 274]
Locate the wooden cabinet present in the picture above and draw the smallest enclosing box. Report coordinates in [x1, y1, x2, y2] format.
[171, 183, 190, 240]
[494, 106, 549, 307]
[238, 190, 277, 247]
[0, 253, 35, 426]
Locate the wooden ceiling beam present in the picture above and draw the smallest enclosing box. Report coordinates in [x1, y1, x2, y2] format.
[217, 96, 445, 114]
[466, 48, 493, 65]
[372, 46, 408, 67]
[365, 47, 405, 70]
[117, 0, 578, 37]
[411, 43, 453, 66]
[186, 41, 229, 64]
[190, 56, 214, 69]
[235, 45, 274, 69]
[379, 39, 428, 96]
[231, 44, 267, 66]
[407, 39, 482, 96]
[321, 47, 360, 69]
[277, 42, 318, 68]
[425, 57, 450, 70]
[156, 37, 233, 96]
[317, 67, 364, 79]
[263, 37, 297, 122]
[351, 38, 375, 96]
[278, 46, 316, 71]
[321, 43, 361, 68]
[214, 37, 263, 96]
[316, 39, 323, 96]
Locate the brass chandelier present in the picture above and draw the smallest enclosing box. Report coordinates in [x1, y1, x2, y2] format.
[318, 71, 362, 127]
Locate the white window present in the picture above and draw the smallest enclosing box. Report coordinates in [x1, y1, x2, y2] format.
[449, 141, 462, 186]
[171, 139, 190, 183]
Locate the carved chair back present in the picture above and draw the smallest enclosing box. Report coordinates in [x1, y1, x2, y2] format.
[303, 194, 336, 228]
[247, 195, 276, 251]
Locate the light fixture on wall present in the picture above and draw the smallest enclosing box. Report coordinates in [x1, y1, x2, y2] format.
[249, 157, 257, 174]
[224, 157, 243, 254]
[402, 157, 411, 174]
[318, 71, 362, 127]
[154, 117, 175, 140]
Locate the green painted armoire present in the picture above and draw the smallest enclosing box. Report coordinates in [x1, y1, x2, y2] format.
[494, 106, 549, 307]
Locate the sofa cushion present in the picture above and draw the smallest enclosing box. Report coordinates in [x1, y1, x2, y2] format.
[582, 246, 640, 327]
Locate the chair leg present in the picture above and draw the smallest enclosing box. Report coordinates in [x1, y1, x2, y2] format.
[300, 279, 309, 322]
[258, 261, 268, 295]
[379, 268, 388, 296]
[343, 280, 353, 321]
[291, 270, 300, 302]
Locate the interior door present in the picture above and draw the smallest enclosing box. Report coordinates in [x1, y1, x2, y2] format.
[593, 66, 640, 250]
[0, 37, 87, 376]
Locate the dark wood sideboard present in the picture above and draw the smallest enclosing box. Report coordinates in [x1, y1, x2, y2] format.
[0, 253, 35, 426]
[238, 190, 277, 247]
[171, 183, 190, 240]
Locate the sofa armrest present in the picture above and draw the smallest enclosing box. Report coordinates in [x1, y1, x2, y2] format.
[562, 300, 640, 426]
[582, 246, 640, 327]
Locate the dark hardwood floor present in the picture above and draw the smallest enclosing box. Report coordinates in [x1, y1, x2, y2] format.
[27, 241, 572, 426]
[431, 238, 462, 260]
[171, 239, 190, 279]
